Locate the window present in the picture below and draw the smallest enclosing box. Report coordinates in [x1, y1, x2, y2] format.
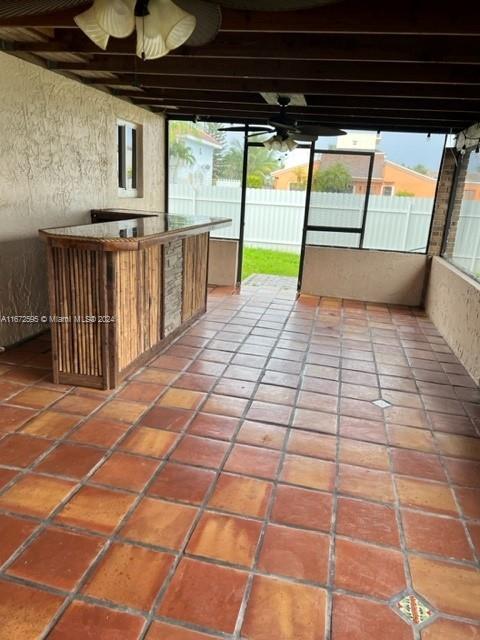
[442, 148, 480, 281]
[118, 120, 140, 197]
[382, 185, 394, 196]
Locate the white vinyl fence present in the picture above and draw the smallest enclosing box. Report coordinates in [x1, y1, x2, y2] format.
[169, 184, 480, 269]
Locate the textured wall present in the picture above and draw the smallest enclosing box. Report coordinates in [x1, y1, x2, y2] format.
[426, 257, 480, 384]
[163, 238, 183, 336]
[0, 52, 165, 347]
[301, 246, 427, 306]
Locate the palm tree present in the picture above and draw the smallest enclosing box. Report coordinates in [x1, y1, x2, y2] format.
[222, 140, 281, 187]
[168, 122, 195, 183]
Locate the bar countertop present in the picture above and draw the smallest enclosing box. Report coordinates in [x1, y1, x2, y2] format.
[39, 211, 231, 250]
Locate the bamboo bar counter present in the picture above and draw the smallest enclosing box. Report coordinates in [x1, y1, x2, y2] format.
[39, 210, 230, 389]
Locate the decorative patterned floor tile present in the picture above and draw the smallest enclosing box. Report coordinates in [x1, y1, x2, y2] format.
[373, 399, 392, 408]
[394, 593, 433, 625]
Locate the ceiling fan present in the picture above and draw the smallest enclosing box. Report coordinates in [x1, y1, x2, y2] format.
[218, 95, 346, 151]
[0, 0, 340, 60]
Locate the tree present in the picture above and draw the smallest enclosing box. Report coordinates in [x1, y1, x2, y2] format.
[410, 164, 429, 175]
[222, 140, 281, 187]
[168, 121, 195, 183]
[201, 122, 227, 184]
[397, 189, 415, 197]
[312, 163, 353, 193]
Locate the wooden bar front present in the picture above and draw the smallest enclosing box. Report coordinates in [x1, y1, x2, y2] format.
[41, 213, 227, 389]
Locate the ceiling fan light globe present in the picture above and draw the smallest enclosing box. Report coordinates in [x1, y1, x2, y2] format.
[74, 6, 110, 49]
[94, 0, 136, 38]
[144, 0, 196, 51]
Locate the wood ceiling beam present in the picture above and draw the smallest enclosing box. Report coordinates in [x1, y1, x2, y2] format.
[7, 32, 480, 65]
[1, 2, 479, 36]
[52, 57, 480, 84]
[117, 90, 480, 114]
[84, 75, 480, 101]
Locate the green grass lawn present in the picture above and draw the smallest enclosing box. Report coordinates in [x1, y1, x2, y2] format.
[242, 247, 300, 280]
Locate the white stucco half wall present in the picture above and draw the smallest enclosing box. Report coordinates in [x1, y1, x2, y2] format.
[0, 52, 165, 346]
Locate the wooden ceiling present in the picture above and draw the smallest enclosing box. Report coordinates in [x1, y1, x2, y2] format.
[1, 0, 480, 133]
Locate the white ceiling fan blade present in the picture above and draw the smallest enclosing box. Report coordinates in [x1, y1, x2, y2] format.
[140, 0, 196, 53]
[136, 15, 169, 59]
[94, 0, 136, 38]
[174, 0, 222, 47]
[74, 5, 110, 49]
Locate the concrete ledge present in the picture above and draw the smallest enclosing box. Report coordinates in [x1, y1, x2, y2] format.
[426, 257, 480, 384]
[300, 246, 427, 306]
[208, 238, 238, 286]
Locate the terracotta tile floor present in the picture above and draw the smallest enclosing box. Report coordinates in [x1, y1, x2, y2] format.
[0, 274, 479, 639]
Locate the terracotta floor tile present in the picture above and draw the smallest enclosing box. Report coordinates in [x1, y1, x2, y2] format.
[429, 412, 476, 436]
[435, 433, 480, 461]
[246, 400, 292, 426]
[336, 497, 400, 547]
[423, 395, 466, 415]
[200, 349, 233, 364]
[0, 579, 64, 639]
[224, 443, 281, 479]
[48, 600, 144, 639]
[83, 542, 173, 610]
[7, 526, 104, 590]
[52, 394, 103, 416]
[332, 593, 413, 640]
[91, 452, 159, 492]
[145, 621, 217, 639]
[0, 513, 38, 565]
[158, 388, 206, 411]
[171, 435, 229, 468]
[338, 438, 389, 470]
[152, 354, 192, 370]
[214, 378, 255, 399]
[254, 384, 297, 406]
[342, 369, 378, 387]
[35, 443, 105, 479]
[174, 373, 216, 393]
[287, 430, 337, 461]
[120, 497, 197, 549]
[339, 415, 387, 444]
[292, 408, 338, 435]
[0, 433, 51, 467]
[21, 411, 80, 438]
[396, 477, 458, 516]
[1, 366, 47, 384]
[117, 381, 166, 403]
[242, 575, 327, 640]
[402, 510, 473, 560]
[468, 522, 480, 555]
[237, 421, 287, 451]
[201, 394, 248, 418]
[0, 474, 75, 518]
[97, 400, 148, 424]
[0, 380, 24, 401]
[340, 397, 383, 421]
[208, 473, 273, 518]
[0, 467, 17, 490]
[148, 463, 215, 505]
[421, 619, 480, 640]
[68, 416, 128, 447]
[335, 538, 406, 598]
[444, 458, 480, 488]
[9, 386, 64, 409]
[385, 406, 429, 429]
[282, 454, 335, 491]
[141, 406, 193, 432]
[258, 523, 330, 583]
[188, 412, 239, 440]
[302, 376, 339, 396]
[381, 389, 422, 409]
[120, 427, 178, 458]
[340, 382, 378, 402]
[455, 487, 480, 519]
[409, 555, 480, 619]
[134, 367, 179, 385]
[272, 485, 333, 532]
[55, 486, 135, 534]
[339, 463, 395, 502]
[187, 511, 261, 567]
[262, 371, 300, 388]
[158, 558, 247, 634]
[0, 404, 39, 434]
[391, 449, 446, 482]
[387, 424, 436, 452]
[297, 391, 338, 414]
[188, 360, 226, 377]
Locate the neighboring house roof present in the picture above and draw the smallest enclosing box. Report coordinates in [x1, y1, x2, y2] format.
[319, 152, 384, 180]
[385, 159, 437, 181]
[180, 130, 222, 149]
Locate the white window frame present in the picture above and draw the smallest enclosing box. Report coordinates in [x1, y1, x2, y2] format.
[117, 119, 141, 198]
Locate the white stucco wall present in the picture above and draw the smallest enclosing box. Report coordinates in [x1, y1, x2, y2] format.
[0, 53, 165, 346]
[426, 257, 480, 384]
